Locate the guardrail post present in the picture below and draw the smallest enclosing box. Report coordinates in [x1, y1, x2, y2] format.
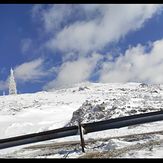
[78, 121, 85, 153]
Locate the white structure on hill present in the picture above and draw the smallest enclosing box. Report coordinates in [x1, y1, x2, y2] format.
[9, 68, 17, 95]
[3, 91, 5, 96]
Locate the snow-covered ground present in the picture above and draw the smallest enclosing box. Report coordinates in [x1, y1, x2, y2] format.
[0, 82, 163, 158]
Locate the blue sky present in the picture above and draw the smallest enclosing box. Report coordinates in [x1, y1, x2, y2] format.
[1, 4, 163, 95]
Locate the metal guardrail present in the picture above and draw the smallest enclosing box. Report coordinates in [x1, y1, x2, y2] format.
[83, 110, 163, 133]
[0, 110, 163, 151]
[0, 126, 78, 150]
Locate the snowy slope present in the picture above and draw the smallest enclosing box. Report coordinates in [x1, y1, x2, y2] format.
[0, 82, 163, 158]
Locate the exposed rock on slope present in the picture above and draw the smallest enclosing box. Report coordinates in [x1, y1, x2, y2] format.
[67, 83, 163, 126]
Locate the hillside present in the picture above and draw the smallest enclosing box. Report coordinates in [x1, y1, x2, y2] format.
[0, 82, 163, 158]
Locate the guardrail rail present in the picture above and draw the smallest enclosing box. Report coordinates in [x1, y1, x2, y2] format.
[0, 110, 163, 152]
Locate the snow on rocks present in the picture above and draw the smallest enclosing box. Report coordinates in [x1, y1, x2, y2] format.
[0, 82, 163, 158]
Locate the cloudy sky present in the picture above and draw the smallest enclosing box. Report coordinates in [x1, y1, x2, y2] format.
[1, 4, 163, 94]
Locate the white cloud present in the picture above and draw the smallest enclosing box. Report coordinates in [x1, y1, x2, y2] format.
[31, 4, 163, 89]
[44, 4, 163, 54]
[42, 4, 73, 32]
[44, 53, 101, 90]
[0, 80, 8, 91]
[14, 58, 49, 83]
[31, 4, 43, 18]
[21, 38, 32, 54]
[99, 39, 163, 84]
[32, 4, 75, 32]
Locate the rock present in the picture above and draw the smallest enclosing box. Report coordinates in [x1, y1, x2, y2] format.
[96, 113, 105, 119]
[130, 110, 137, 114]
[139, 83, 148, 88]
[151, 90, 158, 93]
[93, 104, 105, 112]
[78, 86, 90, 91]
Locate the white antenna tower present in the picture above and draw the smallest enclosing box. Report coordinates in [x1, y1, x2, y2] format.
[9, 68, 17, 95]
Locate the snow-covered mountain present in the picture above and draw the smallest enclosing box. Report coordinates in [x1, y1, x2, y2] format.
[1, 82, 163, 158]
